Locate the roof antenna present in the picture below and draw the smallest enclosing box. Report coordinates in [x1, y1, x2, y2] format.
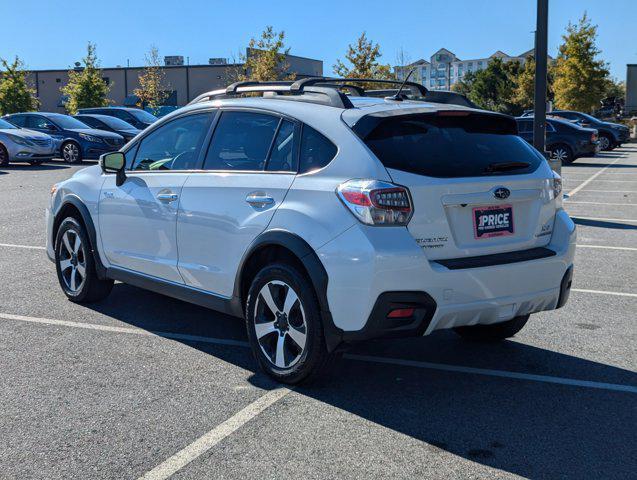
[388, 68, 415, 101]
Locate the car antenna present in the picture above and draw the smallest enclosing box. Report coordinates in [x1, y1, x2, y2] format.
[387, 68, 415, 102]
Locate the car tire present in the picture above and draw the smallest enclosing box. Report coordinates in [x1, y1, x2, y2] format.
[61, 141, 82, 164]
[245, 262, 332, 384]
[599, 133, 614, 151]
[453, 314, 530, 342]
[549, 144, 574, 164]
[0, 144, 8, 167]
[55, 217, 113, 302]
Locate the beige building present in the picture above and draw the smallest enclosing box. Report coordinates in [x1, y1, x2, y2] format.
[26, 52, 323, 113]
[395, 47, 550, 91]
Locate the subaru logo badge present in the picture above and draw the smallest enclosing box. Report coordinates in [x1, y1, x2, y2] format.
[493, 187, 510, 199]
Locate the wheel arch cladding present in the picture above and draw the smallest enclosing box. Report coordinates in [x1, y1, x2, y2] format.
[53, 197, 107, 279]
[234, 230, 344, 352]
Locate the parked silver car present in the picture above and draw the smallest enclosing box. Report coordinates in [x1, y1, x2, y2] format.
[0, 118, 56, 166]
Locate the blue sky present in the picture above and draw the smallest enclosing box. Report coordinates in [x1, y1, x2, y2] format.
[1, 0, 635, 80]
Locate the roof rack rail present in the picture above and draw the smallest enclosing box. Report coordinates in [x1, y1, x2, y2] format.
[187, 77, 428, 108]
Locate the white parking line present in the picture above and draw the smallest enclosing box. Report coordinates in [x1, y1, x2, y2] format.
[0, 243, 45, 250]
[566, 201, 636, 206]
[571, 288, 637, 298]
[567, 157, 624, 197]
[138, 388, 291, 480]
[343, 354, 637, 394]
[571, 216, 637, 224]
[578, 190, 635, 193]
[577, 245, 637, 251]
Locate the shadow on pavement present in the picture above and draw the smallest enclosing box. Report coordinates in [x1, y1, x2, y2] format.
[1, 163, 72, 171]
[572, 217, 637, 230]
[84, 282, 637, 479]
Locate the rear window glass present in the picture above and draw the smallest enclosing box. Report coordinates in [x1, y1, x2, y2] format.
[358, 113, 543, 178]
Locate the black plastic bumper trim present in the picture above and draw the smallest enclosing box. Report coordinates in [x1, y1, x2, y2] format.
[341, 291, 437, 343]
[556, 265, 574, 309]
[435, 247, 556, 270]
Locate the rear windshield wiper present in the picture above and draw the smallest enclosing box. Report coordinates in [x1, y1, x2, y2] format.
[483, 161, 530, 174]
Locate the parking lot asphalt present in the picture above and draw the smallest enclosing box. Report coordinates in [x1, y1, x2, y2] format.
[0, 147, 635, 479]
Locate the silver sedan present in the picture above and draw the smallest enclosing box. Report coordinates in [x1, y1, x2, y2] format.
[0, 118, 56, 166]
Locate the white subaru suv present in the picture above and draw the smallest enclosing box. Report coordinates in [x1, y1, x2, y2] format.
[46, 78, 576, 384]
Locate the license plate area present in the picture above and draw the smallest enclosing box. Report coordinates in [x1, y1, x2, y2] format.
[473, 205, 514, 239]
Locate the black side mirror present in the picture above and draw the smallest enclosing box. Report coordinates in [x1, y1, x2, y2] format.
[100, 151, 127, 186]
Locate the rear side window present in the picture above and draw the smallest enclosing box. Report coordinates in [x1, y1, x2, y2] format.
[204, 111, 279, 171]
[6, 115, 26, 127]
[299, 125, 337, 174]
[358, 113, 543, 178]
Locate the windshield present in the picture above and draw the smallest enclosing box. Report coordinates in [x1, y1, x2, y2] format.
[97, 115, 137, 130]
[0, 118, 18, 129]
[130, 109, 158, 123]
[49, 114, 91, 129]
[356, 112, 543, 178]
[577, 112, 600, 123]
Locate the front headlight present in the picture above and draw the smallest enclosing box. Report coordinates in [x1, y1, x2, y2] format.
[79, 133, 104, 143]
[6, 134, 32, 146]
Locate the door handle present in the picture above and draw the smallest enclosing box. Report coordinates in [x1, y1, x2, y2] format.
[246, 193, 274, 207]
[157, 193, 179, 203]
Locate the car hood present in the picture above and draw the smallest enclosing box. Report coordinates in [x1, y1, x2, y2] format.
[0, 128, 52, 140]
[604, 122, 628, 129]
[69, 128, 124, 139]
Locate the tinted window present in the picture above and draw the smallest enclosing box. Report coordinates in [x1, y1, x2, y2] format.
[204, 111, 279, 171]
[97, 115, 136, 130]
[359, 113, 542, 178]
[517, 121, 532, 133]
[131, 113, 212, 171]
[76, 116, 104, 129]
[6, 116, 26, 127]
[130, 109, 159, 123]
[0, 118, 19, 129]
[26, 115, 56, 129]
[266, 120, 297, 172]
[46, 114, 89, 129]
[110, 110, 135, 123]
[298, 125, 337, 174]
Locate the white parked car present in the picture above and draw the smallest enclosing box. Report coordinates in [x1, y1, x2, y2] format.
[46, 78, 576, 383]
[0, 117, 56, 166]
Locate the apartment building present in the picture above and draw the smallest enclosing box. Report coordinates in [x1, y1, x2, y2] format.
[395, 48, 546, 90]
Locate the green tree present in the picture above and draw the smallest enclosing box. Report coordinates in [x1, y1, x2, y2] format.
[242, 26, 293, 82]
[553, 13, 609, 112]
[512, 56, 555, 111]
[0, 57, 38, 114]
[451, 70, 476, 97]
[134, 46, 168, 114]
[333, 32, 393, 82]
[62, 42, 110, 114]
[464, 58, 521, 114]
[602, 78, 625, 100]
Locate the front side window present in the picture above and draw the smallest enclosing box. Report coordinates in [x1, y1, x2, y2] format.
[298, 125, 337, 174]
[27, 115, 56, 129]
[130, 112, 213, 171]
[204, 111, 279, 171]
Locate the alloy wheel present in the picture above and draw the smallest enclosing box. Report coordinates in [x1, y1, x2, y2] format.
[599, 136, 610, 150]
[0, 146, 7, 166]
[254, 280, 307, 369]
[58, 230, 86, 293]
[63, 143, 80, 163]
[551, 147, 569, 163]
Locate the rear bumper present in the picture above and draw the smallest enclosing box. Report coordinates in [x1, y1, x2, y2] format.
[318, 209, 576, 337]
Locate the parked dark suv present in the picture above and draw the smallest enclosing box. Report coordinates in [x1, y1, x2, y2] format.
[522, 110, 629, 151]
[77, 107, 158, 130]
[4, 112, 125, 163]
[516, 116, 599, 164]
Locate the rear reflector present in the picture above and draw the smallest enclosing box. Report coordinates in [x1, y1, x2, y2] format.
[387, 308, 415, 318]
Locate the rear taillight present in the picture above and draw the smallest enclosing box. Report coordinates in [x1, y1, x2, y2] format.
[337, 179, 413, 226]
[591, 132, 598, 142]
[552, 174, 563, 207]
